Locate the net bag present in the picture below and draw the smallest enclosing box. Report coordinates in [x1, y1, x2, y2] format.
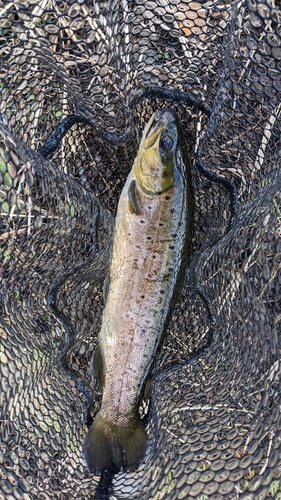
[0, 0, 280, 498]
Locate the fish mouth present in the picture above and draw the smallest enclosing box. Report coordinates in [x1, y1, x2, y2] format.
[144, 109, 178, 151]
[145, 109, 177, 138]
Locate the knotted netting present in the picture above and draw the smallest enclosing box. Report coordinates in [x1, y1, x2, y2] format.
[0, 0, 281, 498]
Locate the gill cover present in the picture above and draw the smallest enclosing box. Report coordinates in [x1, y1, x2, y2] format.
[133, 109, 179, 195]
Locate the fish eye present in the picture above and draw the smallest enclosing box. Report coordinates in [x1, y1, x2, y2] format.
[160, 135, 174, 151]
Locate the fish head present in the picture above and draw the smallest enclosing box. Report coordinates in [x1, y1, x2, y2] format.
[134, 109, 181, 195]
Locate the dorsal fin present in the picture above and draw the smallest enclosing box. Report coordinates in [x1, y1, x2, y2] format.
[128, 179, 142, 215]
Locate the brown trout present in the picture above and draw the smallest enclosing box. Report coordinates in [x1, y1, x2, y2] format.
[82, 109, 193, 474]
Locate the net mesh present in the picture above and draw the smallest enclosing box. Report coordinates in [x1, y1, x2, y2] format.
[0, 0, 281, 498]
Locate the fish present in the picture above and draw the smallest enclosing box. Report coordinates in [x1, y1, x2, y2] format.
[82, 108, 193, 475]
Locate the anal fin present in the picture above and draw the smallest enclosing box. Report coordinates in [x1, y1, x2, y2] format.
[143, 376, 152, 406]
[128, 179, 142, 215]
[91, 343, 105, 387]
[102, 273, 110, 305]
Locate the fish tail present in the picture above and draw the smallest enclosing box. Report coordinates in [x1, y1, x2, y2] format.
[82, 410, 148, 474]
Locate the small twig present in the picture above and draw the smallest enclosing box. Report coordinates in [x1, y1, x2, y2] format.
[259, 429, 275, 475]
[168, 330, 192, 352]
[27, 195, 32, 237]
[0, 212, 58, 219]
[163, 426, 186, 444]
[237, 402, 254, 419]
[254, 103, 281, 172]
[0, 227, 30, 240]
[0, 1, 14, 18]
[171, 402, 253, 416]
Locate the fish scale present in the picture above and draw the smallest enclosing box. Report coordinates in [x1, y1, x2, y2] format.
[103, 183, 184, 412]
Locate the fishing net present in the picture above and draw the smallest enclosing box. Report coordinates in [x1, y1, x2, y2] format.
[0, 0, 281, 498]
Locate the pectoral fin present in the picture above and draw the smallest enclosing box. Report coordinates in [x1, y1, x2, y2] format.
[128, 179, 142, 215]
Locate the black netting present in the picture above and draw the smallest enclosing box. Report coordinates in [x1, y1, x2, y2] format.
[0, 0, 280, 498]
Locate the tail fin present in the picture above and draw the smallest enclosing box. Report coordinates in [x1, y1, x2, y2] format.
[82, 410, 148, 474]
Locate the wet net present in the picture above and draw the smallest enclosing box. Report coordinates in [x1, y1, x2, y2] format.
[0, 0, 281, 498]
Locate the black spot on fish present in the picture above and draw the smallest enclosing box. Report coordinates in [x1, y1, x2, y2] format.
[170, 208, 176, 213]
[160, 290, 165, 294]
[169, 267, 173, 272]
[140, 220, 145, 224]
[172, 233, 177, 238]
[140, 295, 145, 299]
[165, 195, 171, 200]
[169, 245, 175, 249]
[147, 236, 152, 240]
[152, 255, 156, 259]
[159, 222, 164, 227]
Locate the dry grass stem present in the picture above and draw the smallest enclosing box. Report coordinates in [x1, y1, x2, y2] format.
[254, 104, 281, 173]
[172, 403, 254, 417]
[259, 429, 275, 475]
[0, 1, 14, 17]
